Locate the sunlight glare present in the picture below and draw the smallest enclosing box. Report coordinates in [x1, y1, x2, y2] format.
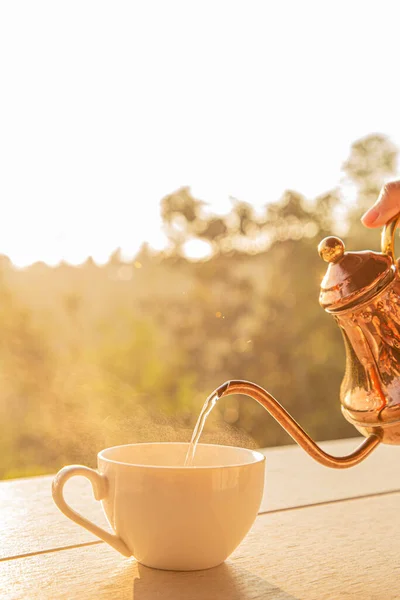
[183, 239, 213, 261]
[1, 1, 400, 266]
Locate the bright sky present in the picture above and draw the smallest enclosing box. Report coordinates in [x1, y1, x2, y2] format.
[1, 0, 400, 266]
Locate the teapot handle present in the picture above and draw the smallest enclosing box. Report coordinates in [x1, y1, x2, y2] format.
[381, 213, 400, 261]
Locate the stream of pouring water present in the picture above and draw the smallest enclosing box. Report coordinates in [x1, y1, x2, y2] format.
[184, 391, 220, 466]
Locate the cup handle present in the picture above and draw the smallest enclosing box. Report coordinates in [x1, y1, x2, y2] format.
[52, 465, 131, 557]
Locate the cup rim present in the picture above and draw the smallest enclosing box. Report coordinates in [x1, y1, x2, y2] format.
[98, 442, 266, 470]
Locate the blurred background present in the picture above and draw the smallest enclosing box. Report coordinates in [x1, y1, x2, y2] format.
[1, 1, 400, 478]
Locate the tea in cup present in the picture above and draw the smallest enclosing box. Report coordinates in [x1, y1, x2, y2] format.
[52, 442, 265, 571]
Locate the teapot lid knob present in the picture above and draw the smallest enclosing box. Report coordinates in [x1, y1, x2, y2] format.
[318, 236, 345, 263]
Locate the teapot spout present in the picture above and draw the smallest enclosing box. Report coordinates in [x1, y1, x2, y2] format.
[216, 380, 381, 469]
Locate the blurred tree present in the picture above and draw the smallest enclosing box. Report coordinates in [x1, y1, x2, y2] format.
[1, 133, 399, 479]
[343, 133, 399, 251]
[313, 189, 341, 237]
[343, 133, 398, 209]
[161, 187, 205, 254]
[0, 265, 55, 478]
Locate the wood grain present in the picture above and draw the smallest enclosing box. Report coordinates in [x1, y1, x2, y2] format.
[1, 438, 399, 559]
[259, 437, 400, 512]
[1, 492, 399, 600]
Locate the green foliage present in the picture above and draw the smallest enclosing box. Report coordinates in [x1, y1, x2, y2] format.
[0, 133, 398, 479]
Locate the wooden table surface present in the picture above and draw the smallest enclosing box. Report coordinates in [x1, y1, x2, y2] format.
[1, 437, 400, 599]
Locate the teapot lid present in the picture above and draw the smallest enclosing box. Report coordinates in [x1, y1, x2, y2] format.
[318, 236, 395, 312]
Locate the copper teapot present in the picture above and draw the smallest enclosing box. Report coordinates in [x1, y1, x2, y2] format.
[211, 213, 400, 468]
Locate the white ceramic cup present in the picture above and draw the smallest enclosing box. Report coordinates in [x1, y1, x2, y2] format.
[52, 442, 265, 571]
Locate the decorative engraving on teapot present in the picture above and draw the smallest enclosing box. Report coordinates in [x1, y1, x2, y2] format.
[338, 281, 400, 420]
